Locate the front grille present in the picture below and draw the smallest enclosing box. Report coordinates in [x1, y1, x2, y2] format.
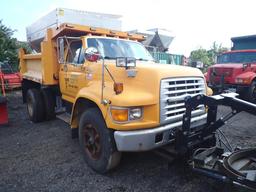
[160, 77, 206, 125]
[211, 67, 233, 77]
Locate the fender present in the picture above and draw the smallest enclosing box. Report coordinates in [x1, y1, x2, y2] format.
[70, 86, 106, 129]
[70, 83, 160, 130]
[236, 71, 256, 84]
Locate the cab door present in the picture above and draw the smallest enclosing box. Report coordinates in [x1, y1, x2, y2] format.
[59, 38, 86, 100]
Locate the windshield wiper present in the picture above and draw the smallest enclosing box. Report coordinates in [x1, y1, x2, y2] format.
[103, 57, 151, 61]
[136, 58, 149, 61]
[104, 56, 116, 60]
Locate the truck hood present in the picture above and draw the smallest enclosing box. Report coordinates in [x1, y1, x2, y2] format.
[135, 62, 204, 78]
[210, 63, 244, 69]
[103, 61, 205, 106]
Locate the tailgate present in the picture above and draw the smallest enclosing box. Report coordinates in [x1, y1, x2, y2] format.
[19, 49, 42, 83]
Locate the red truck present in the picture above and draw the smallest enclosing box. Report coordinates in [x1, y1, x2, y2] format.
[0, 61, 21, 90]
[206, 35, 256, 102]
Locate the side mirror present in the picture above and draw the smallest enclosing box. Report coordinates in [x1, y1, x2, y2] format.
[243, 63, 251, 70]
[116, 57, 126, 67]
[85, 47, 101, 62]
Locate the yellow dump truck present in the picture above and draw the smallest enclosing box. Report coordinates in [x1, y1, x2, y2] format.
[19, 23, 213, 173]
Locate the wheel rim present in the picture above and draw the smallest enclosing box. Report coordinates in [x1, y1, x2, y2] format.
[83, 124, 101, 160]
[27, 97, 33, 117]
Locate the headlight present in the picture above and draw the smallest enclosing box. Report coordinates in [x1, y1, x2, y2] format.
[235, 78, 250, 84]
[235, 78, 243, 84]
[129, 108, 142, 120]
[110, 107, 142, 123]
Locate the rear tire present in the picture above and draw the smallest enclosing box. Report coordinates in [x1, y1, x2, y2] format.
[26, 89, 45, 123]
[41, 88, 56, 120]
[79, 108, 121, 173]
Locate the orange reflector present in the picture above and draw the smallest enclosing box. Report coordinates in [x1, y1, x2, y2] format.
[111, 108, 128, 122]
[243, 78, 251, 84]
[114, 82, 123, 95]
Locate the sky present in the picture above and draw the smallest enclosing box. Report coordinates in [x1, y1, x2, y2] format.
[1, 0, 256, 56]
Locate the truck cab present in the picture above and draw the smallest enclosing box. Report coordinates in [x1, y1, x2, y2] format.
[206, 50, 256, 102]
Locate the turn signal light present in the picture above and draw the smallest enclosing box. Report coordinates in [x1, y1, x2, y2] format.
[111, 108, 128, 122]
[235, 78, 250, 84]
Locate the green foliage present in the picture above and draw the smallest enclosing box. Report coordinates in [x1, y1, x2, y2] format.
[17, 41, 32, 54]
[207, 41, 229, 65]
[190, 42, 229, 71]
[190, 48, 211, 66]
[0, 20, 31, 71]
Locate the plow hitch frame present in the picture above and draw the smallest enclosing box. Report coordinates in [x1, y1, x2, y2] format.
[179, 93, 256, 191]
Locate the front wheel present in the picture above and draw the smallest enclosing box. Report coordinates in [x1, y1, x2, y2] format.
[79, 108, 121, 173]
[244, 80, 256, 103]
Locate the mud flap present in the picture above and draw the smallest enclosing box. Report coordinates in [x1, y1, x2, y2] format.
[0, 96, 8, 125]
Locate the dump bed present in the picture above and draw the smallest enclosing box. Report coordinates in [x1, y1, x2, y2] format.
[19, 51, 43, 83]
[19, 46, 59, 85]
[231, 34, 256, 50]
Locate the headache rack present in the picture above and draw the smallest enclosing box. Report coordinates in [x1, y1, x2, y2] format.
[52, 23, 145, 41]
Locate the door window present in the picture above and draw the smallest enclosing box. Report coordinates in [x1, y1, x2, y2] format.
[66, 40, 84, 64]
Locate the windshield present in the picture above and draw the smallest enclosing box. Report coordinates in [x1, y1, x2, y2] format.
[0, 62, 13, 74]
[217, 52, 256, 64]
[87, 38, 154, 61]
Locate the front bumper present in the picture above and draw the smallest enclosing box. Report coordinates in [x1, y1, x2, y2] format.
[208, 83, 249, 94]
[114, 113, 207, 152]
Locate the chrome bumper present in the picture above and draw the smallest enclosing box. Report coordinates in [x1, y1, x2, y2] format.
[114, 113, 207, 152]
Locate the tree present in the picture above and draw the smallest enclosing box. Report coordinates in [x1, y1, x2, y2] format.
[190, 48, 211, 66]
[207, 41, 229, 64]
[0, 20, 31, 71]
[189, 42, 229, 71]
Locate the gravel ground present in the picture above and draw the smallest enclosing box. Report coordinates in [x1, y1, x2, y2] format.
[0, 91, 256, 192]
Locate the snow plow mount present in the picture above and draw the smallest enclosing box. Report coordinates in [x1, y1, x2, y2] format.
[180, 93, 256, 191]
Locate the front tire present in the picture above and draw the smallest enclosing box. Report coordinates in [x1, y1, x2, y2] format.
[26, 89, 45, 123]
[244, 80, 256, 103]
[79, 108, 121, 173]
